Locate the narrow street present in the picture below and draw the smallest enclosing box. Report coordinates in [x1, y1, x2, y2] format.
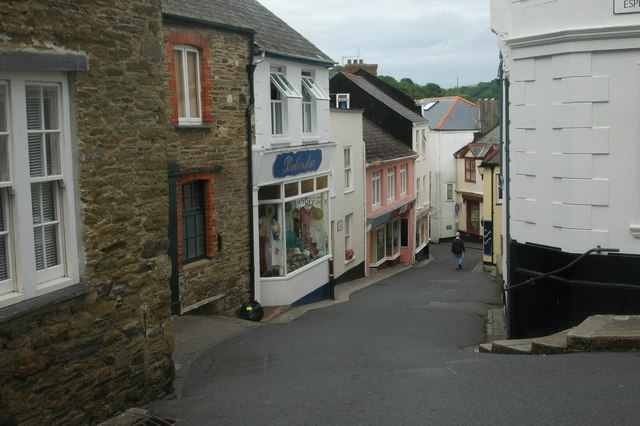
[147, 244, 640, 425]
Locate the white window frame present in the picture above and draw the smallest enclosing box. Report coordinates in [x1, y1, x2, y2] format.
[496, 172, 503, 205]
[387, 167, 395, 202]
[400, 164, 407, 196]
[301, 83, 313, 134]
[344, 213, 352, 261]
[174, 45, 202, 126]
[301, 75, 330, 101]
[421, 130, 427, 158]
[336, 93, 350, 109]
[344, 147, 352, 191]
[0, 72, 79, 308]
[446, 183, 455, 201]
[416, 177, 422, 206]
[372, 171, 380, 207]
[270, 66, 301, 136]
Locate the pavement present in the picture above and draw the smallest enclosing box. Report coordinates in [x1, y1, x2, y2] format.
[99, 249, 447, 425]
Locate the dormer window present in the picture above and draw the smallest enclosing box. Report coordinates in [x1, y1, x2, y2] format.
[336, 93, 350, 109]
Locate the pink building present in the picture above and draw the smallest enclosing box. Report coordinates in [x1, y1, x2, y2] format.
[363, 119, 418, 275]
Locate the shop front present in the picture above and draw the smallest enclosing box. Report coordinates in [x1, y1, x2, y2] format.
[252, 144, 335, 306]
[366, 199, 415, 273]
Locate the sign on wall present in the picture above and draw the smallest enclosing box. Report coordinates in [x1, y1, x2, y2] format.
[614, 0, 640, 14]
[273, 149, 322, 178]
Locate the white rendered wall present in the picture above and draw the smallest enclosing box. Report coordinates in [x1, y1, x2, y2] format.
[429, 130, 478, 241]
[492, 0, 640, 255]
[329, 109, 366, 278]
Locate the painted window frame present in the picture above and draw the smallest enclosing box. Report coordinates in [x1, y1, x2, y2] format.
[372, 170, 381, 207]
[0, 73, 79, 308]
[387, 167, 395, 202]
[174, 45, 202, 126]
[344, 146, 352, 191]
[270, 66, 300, 136]
[399, 164, 407, 196]
[496, 172, 503, 205]
[446, 183, 455, 201]
[465, 158, 476, 183]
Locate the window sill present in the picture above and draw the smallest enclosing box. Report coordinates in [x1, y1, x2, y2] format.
[0, 283, 92, 324]
[344, 256, 356, 265]
[173, 123, 213, 130]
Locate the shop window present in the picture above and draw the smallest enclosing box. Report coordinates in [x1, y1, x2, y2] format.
[259, 179, 330, 277]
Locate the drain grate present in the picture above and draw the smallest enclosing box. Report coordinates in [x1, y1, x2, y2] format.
[130, 416, 179, 426]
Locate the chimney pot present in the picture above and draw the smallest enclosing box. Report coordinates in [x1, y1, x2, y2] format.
[360, 59, 364, 64]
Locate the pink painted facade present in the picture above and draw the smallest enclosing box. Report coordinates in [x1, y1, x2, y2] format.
[365, 158, 416, 276]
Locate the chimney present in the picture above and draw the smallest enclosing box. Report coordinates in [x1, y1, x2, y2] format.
[344, 59, 379, 76]
[478, 98, 499, 134]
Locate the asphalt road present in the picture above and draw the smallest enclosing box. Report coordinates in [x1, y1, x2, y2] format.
[147, 243, 640, 425]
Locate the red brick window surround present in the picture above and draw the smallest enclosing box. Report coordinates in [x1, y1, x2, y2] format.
[165, 31, 212, 125]
[176, 171, 217, 268]
[465, 158, 476, 183]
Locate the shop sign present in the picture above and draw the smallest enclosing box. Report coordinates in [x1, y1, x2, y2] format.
[614, 0, 640, 13]
[273, 149, 322, 178]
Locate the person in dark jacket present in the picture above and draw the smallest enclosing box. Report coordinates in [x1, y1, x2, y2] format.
[451, 232, 465, 270]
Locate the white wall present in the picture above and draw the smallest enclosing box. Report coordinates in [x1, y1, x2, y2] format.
[329, 109, 366, 278]
[429, 130, 477, 241]
[492, 0, 640, 255]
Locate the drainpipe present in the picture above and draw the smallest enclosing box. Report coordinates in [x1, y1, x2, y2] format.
[499, 55, 513, 336]
[245, 37, 261, 301]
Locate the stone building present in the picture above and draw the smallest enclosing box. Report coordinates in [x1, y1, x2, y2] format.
[0, 1, 173, 424]
[161, 4, 254, 315]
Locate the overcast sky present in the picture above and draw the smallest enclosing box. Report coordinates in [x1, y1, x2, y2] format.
[258, 0, 500, 88]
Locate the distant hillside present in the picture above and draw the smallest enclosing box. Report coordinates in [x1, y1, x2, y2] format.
[377, 76, 500, 103]
[330, 66, 500, 103]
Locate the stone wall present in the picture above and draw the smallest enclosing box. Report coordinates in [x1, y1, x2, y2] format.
[163, 23, 253, 315]
[0, 1, 173, 424]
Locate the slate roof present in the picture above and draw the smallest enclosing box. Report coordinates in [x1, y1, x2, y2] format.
[340, 73, 429, 125]
[416, 96, 480, 131]
[162, 0, 334, 65]
[363, 119, 418, 165]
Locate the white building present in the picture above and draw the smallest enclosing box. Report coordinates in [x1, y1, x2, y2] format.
[418, 97, 480, 242]
[492, 0, 640, 337]
[239, 1, 336, 307]
[329, 109, 367, 281]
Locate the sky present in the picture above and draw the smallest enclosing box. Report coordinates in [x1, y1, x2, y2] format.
[258, 0, 500, 89]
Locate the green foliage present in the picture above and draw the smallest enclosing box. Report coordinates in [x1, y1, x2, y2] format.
[379, 76, 500, 103]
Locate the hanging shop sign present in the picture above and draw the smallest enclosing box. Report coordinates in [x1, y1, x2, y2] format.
[614, 0, 640, 14]
[273, 149, 322, 178]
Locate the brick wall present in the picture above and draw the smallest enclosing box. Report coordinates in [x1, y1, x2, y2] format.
[163, 24, 253, 314]
[0, 1, 173, 424]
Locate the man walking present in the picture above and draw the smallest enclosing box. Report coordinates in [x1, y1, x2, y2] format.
[451, 232, 465, 270]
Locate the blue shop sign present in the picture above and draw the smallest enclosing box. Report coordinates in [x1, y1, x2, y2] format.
[273, 149, 322, 178]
